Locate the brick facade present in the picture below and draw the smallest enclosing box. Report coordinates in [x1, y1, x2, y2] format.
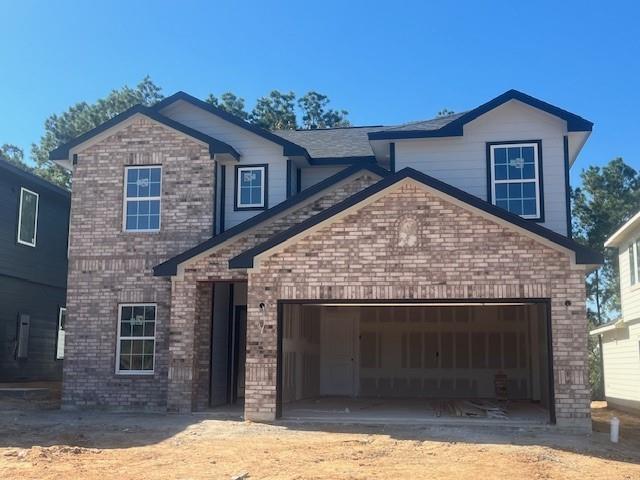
[245, 181, 591, 429]
[63, 119, 591, 430]
[63, 117, 214, 409]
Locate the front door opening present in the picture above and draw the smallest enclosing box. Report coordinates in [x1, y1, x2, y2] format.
[279, 302, 553, 424]
[209, 282, 247, 410]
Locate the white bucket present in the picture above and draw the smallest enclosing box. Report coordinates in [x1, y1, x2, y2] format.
[610, 416, 620, 443]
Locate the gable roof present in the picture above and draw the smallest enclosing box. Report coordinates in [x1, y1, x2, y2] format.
[153, 91, 309, 157]
[49, 104, 240, 161]
[229, 167, 603, 269]
[0, 158, 71, 198]
[153, 163, 390, 276]
[368, 89, 593, 140]
[604, 210, 640, 248]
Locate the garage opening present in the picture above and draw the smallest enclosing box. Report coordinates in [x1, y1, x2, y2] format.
[278, 301, 553, 424]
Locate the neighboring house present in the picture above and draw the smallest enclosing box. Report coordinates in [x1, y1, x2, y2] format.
[0, 159, 70, 381]
[591, 211, 640, 413]
[51, 89, 602, 430]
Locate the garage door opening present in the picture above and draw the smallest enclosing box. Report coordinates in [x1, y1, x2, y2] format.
[278, 301, 554, 424]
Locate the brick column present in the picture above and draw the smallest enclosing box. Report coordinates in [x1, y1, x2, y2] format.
[167, 277, 198, 412]
[244, 280, 278, 421]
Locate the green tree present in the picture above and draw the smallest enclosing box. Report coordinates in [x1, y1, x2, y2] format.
[572, 158, 640, 323]
[31, 76, 164, 188]
[436, 108, 455, 117]
[573, 158, 639, 400]
[0, 144, 30, 171]
[250, 90, 297, 130]
[206, 92, 249, 120]
[298, 91, 350, 129]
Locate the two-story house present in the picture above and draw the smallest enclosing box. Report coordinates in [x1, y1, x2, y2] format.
[0, 158, 70, 382]
[591, 211, 640, 413]
[51, 89, 602, 430]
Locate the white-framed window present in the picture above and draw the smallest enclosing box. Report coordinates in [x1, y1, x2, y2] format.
[489, 142, 541, 219]
[56, 307, 66, 360]
[235, 165, 267, 209]
[116, 304, 156, 374]
[17, 187, 39, 246]
[123, 166, 162, 231]
[629, 239, 640, 286]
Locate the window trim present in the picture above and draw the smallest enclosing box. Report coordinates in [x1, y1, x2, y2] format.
[56, 307, 66, 360]
[115, 303, 156, 375]
[486, 140, 545, 222]
[17, 187, 39, 247]
[234, 164, 268, 211]
[122, 165, 163, 233]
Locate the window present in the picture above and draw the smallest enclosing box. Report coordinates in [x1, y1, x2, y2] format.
[629, 239, 640, 286]
[124, 166, 161, 231]
[17, 187, 39, 246]
[56, 307, 66, 360]
[488, 142, 542, 220]
[235, 165, 267, 210]
[116, 304, 156, 374]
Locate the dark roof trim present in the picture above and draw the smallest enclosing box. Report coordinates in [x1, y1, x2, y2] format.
[0, 158, 70, 198]
[368, 89, 594, 140]
[153, 91, 309, 158]
[229, 167, 603, 269]
[49, 105, 240, 161]
[153, 163, 390, 276]
[308, 155, 377, 166]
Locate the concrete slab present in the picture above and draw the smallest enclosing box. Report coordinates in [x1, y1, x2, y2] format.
[283, 396, 550, 426]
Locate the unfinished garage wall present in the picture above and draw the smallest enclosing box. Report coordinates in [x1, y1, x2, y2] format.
[282, 304, 320, 403]
[358, 305, 540, 399]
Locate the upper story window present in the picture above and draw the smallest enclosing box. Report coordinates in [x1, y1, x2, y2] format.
[124, 166, 161, 232]
[17, 187, 39, 247]
[488, 141, 542, 220]
[629, 239, 640, 286]
[235, 165, 268, 210]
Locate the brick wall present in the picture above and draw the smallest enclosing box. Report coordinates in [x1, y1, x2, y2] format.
[167, 171, 381, 411]
[63, 117, 215, 409]
[246, 181, 590, 429]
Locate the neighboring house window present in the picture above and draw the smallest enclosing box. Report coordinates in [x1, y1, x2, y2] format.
[630, 240, 640, 286]
[488, 142, 542, 220]
[17, 187, 39, 246]
[235, 165, 268, 210]
[56, 307, 66, 360]
[116, 304, 156, 374]
[124, 166, 161, 231]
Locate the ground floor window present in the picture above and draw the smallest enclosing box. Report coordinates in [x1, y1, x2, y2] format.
[116, 304, 156, 374]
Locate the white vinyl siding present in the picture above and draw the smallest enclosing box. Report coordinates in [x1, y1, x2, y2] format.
[17, 187, 39, 246]
[159, 100, 287, 229]
[395, 100, 569, 235]
[619, 232, 640, 323]
[601, 319, 640, 410]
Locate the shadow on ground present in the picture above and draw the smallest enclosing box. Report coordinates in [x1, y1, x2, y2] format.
[1, 401, 638, 467]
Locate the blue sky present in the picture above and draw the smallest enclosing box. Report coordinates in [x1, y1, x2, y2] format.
[1, 0, 638, 184]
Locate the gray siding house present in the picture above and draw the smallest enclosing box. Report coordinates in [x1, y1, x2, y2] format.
[51, 89, 601, 430]
[0, 159, 70, 381]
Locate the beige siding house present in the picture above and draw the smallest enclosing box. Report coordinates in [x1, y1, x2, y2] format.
[591, 211, 640, 413]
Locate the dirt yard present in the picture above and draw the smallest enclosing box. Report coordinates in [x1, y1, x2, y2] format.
[0, 402, 639, 480]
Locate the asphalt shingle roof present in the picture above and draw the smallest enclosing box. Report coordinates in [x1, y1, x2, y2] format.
[273, 126, 385, 159]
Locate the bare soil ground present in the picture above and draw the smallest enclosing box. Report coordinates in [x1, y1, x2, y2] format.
[0, 401, 638, 480]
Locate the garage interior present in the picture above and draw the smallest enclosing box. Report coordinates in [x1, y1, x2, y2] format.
[280, 302, 553, 424]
